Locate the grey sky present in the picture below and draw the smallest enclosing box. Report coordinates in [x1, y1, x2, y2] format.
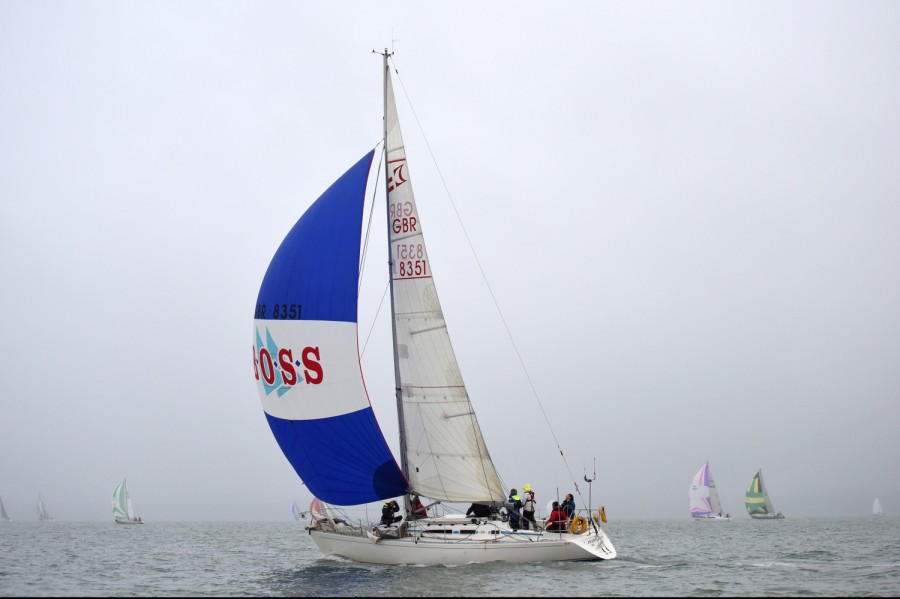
[1, 1, 898, 522]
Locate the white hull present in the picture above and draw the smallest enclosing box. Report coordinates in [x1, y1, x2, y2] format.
[692, 515, 731, 521]
[309, 519, 616, 565]
[115, 518, 143, 524]
[750, 513, 784, 520]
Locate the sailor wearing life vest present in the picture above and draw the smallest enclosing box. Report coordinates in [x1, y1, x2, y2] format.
[506, 488, 523, 530]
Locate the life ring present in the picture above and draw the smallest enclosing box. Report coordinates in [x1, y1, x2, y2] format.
[569, 516, 588, 534]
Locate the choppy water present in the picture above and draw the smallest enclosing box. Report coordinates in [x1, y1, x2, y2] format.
[1, 517, 897, 596]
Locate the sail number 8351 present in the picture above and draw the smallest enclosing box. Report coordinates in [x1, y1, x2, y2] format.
[395, 243, 427, 278]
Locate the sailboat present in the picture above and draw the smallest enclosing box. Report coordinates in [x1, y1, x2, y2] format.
[874, 497, 885, 517]
[37, 493, 54, 522]
[112, 479, 143, 524]
[291, 500, 302, 521]
[1, 496, 10, 522]
[251, 50, 616, 565]
[689, 462, 731, 521]
[744, 469, 784, 519]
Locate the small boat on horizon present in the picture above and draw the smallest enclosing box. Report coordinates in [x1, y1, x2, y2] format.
[689, 462, 731, 521]
[745, 469, 785, 519]
[37, 493, 55, 522]
[112, 479, 143, 524]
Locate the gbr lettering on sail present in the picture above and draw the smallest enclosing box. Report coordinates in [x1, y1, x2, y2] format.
[389, 159, 429, 280]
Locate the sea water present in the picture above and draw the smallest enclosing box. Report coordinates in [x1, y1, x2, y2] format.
[0, 517, 897, 596]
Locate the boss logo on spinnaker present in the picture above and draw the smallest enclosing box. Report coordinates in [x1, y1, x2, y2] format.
[253, 327, 323, 398]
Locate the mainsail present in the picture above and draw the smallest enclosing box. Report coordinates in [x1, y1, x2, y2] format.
[874, 497, 885, 516]
[384, 66, 505, 504]
[1, 496, 10, 522]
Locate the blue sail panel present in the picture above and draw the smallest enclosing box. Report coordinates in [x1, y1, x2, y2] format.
[253, 150, 408, 505]
[266, 409, 408, 505]
[256, 150, 375, 324]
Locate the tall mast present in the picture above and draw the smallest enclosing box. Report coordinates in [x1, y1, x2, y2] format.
[381, 48, 411, 513]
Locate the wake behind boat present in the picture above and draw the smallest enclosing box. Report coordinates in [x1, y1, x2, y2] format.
[251, 50, 616, 565]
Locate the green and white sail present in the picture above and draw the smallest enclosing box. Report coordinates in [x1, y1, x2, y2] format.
[112, 479, 141, 523]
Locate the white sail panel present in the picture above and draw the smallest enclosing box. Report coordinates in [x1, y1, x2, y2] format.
[385, 70, 505, 503]
[256, 320, 369, 421]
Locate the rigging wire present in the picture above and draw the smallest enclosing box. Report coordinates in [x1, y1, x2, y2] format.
[359, 140, 385, 292]
[389, 57, 585, 506]
[358, 142, 391, 358]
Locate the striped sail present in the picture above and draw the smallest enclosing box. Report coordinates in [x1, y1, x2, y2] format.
[384, 67, 505, 503]
[745, 469, 775, 517]
[253, 150, 407, 506]
[112, 480, 133, 521]
[689, 462, 723, 517]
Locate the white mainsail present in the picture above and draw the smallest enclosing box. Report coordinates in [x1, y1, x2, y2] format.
[1, 496, 10, 522]
[874, 497, 885, 516]
[385, 71, 505, 504]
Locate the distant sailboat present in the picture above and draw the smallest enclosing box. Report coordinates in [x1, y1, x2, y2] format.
[37, 493, 54, 522]
[689, 462, 731, 521]
[1, 496, 10, 522]
[744, 469, 785, 519]
[874, 497, 885, 517]
[291, 500, 302, 521]
[112, 479, 143, 524]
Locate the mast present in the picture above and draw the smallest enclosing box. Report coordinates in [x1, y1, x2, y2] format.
[381, 48, 411, 514]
